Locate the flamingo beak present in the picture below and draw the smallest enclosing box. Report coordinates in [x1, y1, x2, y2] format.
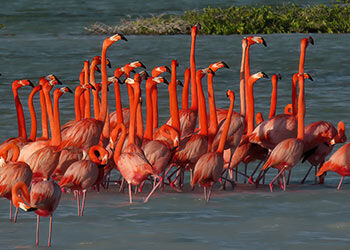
[19, 202, 37, 212]
[95, 66, 101, 73]
[176, 80, 183, 87]
[89, 84, 96, 90]
[66, 87, 73, 93]
[262, 38, 267, 47]
[28, 80, 35, 88]
[277, 73, 282, 80]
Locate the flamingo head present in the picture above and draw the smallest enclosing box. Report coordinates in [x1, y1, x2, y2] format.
[331, 121, 347, 145]
[129, 60, 146, 70]
[209, 61, 229, 73]
[14, 79, 34, 90]
[301, 36, 314, 49]
[152, 65, 170, 77]
[82, 83, 96, 90]
[45, 74, 63, 86]
[191, 22, 201, 36]
[103, 33, 127, 48]
[251, 72, 269, 80]
[247, 36, 267, 47]
[139, 71, 149, 81]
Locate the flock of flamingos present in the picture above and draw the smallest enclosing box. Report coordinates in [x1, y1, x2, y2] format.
[1, 24, 349, 246]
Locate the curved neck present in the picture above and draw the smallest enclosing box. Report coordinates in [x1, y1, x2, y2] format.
[240, 43, 247, 116]
[12, 182, 30, 208]
[291, 73, 298, 116]
[196, 71, 208, 136]
[159, 124, 178, 148]
[268, 74, 278, 119]
[190, 31, 198, 111]
[181, 68, 190, 110]
[0, 143, 20, 162]
[52, 90, 62, 146]
[169, 61, 180, 133]
[74, 86, 84, 121]
[84, 61, 91, 119]
[28, 87, 40, 141]
[89, 145, 106, 165]
[207, 72, 218, 147]
[113, 123, 127, 163]
[12, 84, 27, 139]
[144, 80, 154, 140]
[217, 95, 234, 153]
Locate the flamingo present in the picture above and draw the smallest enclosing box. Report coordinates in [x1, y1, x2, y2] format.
[12, 180, 61, 247]
[115, 76, 161, 203]
[0, 79, 34, 158]
[59, 34, 127, 151]
[0, 143, 32, 222]
[192, 89, 236, 202]
[181, 68, 190, 110]
[59, 145, 108, 216]
[26, 86, 72, 181]
[316, 141, 350, 189]
[300, 121, 346, 184]
[258, 37, 313, 191]
[27, 85, 43, 142]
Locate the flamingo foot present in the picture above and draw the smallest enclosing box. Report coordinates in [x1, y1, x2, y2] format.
[248, 177, 255, 184]
[269, 183, 274, 192]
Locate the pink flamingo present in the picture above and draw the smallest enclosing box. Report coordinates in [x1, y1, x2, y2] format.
[59, 145, 108, 216]
[59, 34, 127, 151]
[115, 76, 161, 203]
[191, 89, 236, 201]
[317, 141, 350, 189]
[0, 143, 32, 222]
[258, 37, 313, 191]
[12, 180, 61, 247]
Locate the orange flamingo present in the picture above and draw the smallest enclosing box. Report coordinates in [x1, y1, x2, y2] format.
[0, 143, 32, 222]
[259, 37, 313, 191]
[59, 145, 108, 216]
[192, 89, 236, 201]
[181, 68, 190, 110]
[12, 180, 61, 247]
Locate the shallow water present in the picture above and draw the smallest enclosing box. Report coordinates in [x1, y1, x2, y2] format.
[1, 1, 350, 249]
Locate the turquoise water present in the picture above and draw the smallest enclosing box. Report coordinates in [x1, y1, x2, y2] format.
[1, 1, 350, 249]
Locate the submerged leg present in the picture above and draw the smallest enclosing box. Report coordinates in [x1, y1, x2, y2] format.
[144, 177, 163, 203]
[337, 176, 344, 190]
[81, 190, 87, 216]
[128, 183, 133, 204]
[14, 207, 19, 223]
[36, 215, 40, 246]
[74, 190, 80, 216]
[48, 215, 53, 247]
[9, 200, 12, 221]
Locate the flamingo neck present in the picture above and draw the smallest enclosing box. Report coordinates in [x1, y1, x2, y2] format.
[12, 84, 26, 139]
[113, 123, 127, 163]
[99, 45, 108, 122]
[84, 61, 91, 119]
[88, 145, 105, 165]
[136, 97, 144, 140]
[240, 42, 247, 116]
[52, 90, 62, 146]
[190, 32, 198, 111]
[196, 72, 208, 136]
[246, 77, 256, 134]
[28, 87, 40, 141]
[39, 89, 49, 139]
[207, 72, 218, 148]
[297, 76, 305, 140]
[217, 95, 234, 153]
[268, 74, 278, 119]
[169, 61, 180, 134]
[291, 73, 298, 116]
[144, 80, 154, 141]
[114, 79, 124, 124]
[151, 86, 158, 130]
[0, 143, 20, 162]
[12, 182, 30, 208]
[181, 68, 190, 110]
[90, 61, 100, 119]
[74, 86, 84, 121]
[128, 84, 140, 145]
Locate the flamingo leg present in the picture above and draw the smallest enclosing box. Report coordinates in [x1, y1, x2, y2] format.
[301, 165, 313, 184]
[9, 200, 12, 221]
[47, 215, 53, 247]
[129, 183, 133, 204]
[144, 177, 163, 203]
[206, 186, 213, 202]
[243, 163, 248, 183]
[204, 187, 207, 201]
[283, 171, 287, 191]
[286, 169, 291, 185]
[269, 169, 285, 192]
[314, 165, 317, 184]
[337, 176, 344, 190]
[119, 178, 125, 192]
[36, 215, 40, 246]
[81, 190, 86, 216]
[248, 160, 264, 183]
[74, 190, 80, 216]
[14, 207, 19, 223]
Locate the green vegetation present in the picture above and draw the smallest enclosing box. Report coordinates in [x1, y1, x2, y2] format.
[0, 24, 5, 29]
[85, 4, 350, 35]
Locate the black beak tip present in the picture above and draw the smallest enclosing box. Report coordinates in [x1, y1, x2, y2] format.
[309, 75, 314, 81]
[27, 207, 37, 212]
[28, 80, 34, 88]
[141, 63, 146, 69]
[165, 66, 171, 73]
[277, 73, 282, 80]
[67, 87, 73, 93]
[308, 36, 314, 45]
[96, 66, 101, 73]
[222, 61, 229, 69]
